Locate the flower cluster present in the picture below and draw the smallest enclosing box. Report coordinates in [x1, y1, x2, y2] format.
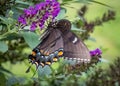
[90, 48, 102, 57]
[18, 0, 60, 31]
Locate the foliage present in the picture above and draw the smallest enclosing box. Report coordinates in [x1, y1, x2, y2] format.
[0, 0, 117, 86]
[4, 57, 120, 86]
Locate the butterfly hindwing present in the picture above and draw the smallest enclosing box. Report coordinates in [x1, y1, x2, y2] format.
[55, 19, 91, 63]
[62, 31, 91, 63]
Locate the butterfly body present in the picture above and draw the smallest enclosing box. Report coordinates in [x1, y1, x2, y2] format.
[27, 19, 91, 72]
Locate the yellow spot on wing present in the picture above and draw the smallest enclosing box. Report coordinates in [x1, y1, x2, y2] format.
[35, 62, 38, 66]
[46, 62, 51, 65]
[40, 63, 44, 67]
[53, 58, 58, 61]
[58, 51, 63, 56]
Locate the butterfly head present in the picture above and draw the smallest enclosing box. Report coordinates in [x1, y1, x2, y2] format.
[48, 19, 71, 33]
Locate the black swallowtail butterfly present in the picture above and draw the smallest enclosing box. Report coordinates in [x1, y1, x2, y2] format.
[26, 19, 91, 73]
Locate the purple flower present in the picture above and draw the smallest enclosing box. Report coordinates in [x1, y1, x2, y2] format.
[35, 2, 45, 11]
[45, 0, 60, 18]
[43, 12, 49, 20]
[52, 8, 60, 17]
[90, 48, 102, 57]
[45, 0, 56, 2]
[18, 0, 61, 31]
[52, 1, 60, 9]
[24, 6, 37, 17]
[30, 22, 37, 31]
[18, 15, 26, 25]
[38, 19, 45, 29]
[24, 9, 31, 17]
[24, 6, 33, 17]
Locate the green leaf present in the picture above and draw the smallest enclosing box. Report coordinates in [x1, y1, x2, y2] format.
[71, 24, 86, 32]
[0, 25, 2, 31]
[15, 1, 31, 6]
[0, 66, 13, 75]
[38, 66, 52, 77]
[0, 16, 9, 25]
[56, 8, 66, 19]
[6, 77, 20, 86]
[0, 32, 20, 41]
[0, 72, 6, 86]
[0, 41, 8, 53]
[22, 32, 40, 49]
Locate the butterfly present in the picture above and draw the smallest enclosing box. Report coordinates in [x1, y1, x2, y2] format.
[26, 19, 91, 73]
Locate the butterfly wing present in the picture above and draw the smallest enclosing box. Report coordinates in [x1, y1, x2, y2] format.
[62, 31, 91, 63]
[36, 28, 63, 55]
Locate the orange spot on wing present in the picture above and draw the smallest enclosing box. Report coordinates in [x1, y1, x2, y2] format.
[45, 52, 50, 55]
[32, 58, 35, 61]
[32, 51, 36, 56]
[40, 50, 44, 53]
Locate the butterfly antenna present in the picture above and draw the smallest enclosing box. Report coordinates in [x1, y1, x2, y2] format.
[26, 63, 33, 73]
[31, 65, 39, 78]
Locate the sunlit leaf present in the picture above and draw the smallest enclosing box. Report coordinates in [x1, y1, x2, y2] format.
[0, 66, 13, 75]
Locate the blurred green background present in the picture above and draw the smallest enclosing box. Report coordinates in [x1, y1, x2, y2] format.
[86, 0, 120, 61]
[0, 0, 120, 85]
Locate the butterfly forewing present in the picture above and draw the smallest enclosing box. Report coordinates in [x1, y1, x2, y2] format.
[36, 28, 63, 55]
